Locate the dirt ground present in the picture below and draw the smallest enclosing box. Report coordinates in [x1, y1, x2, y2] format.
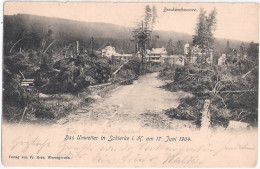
[56, 72, 195, 130]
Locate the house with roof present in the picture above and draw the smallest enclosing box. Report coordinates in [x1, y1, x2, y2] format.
[190, 45, 214, 64]
[184, 42, 190, 55]
[218, 53, 227, 65]
[101, 45, 133, 60]
[145, 47, 187, 66]
[165, 55, 186, 66]
[146, 47, 168, 63]
[114, 53, 133, 60]
[101, 46, 117, 58]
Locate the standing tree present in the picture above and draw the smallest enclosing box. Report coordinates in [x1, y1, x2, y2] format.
[225, 40, 232, 54]
[175, 40, 184, 55]
[167, 39, 174, 55]
[193, 9, 206, 51]
[247, 41, 259, 58]
[152, 5, 157, 30]
[132, 5, 157, 67]
[143, 5, 158, 49]
[239, 42, 246, 57]
[193, 8, 217, 64]
[89, 37, 95, 54]
[144, 5, 152, 29]
[132, 21, 151, 65]
[150, 5, 158, 48]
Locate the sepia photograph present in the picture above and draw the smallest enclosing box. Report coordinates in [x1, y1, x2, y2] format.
[1, 1, 259, 168]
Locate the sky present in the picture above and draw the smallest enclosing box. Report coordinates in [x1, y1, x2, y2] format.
[4, 2, 259, 42]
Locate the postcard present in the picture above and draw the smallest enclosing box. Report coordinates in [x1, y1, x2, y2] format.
[1, 1, 259, 167]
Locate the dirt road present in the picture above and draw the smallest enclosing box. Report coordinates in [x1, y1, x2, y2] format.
[58, 72, 194, 129]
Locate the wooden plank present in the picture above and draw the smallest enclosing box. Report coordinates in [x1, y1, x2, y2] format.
[21, 82, 33, 84]
[21, 81, 34, 87]
[22, 79, 35, 82]
[112, 60, 129, 75]
[21, 84, 30, 86]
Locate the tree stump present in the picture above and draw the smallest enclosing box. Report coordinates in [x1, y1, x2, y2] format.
[201, 99, 211, 130]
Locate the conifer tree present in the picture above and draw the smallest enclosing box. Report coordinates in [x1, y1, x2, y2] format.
[193, 8, 217, 63]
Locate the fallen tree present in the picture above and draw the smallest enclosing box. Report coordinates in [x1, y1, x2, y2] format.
[161, 56, 258, 128]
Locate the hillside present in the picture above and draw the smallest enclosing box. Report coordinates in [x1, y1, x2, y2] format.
[4, 14, 247, 54]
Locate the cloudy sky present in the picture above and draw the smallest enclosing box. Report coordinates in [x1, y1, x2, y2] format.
[4, 2, 259, 42]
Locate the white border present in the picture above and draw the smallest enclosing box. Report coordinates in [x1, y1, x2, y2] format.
[0, 1, 259, 169]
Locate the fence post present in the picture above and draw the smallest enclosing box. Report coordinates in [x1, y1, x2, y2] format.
[201, 99, 211, 130]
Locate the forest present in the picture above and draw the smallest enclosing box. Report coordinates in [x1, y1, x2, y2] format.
[4, 14, 248, 56]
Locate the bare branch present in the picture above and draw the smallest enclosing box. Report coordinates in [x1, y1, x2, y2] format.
[241, 66, 258, 79]
[9, 38, 24, 53]
[19, 70, 25, 79]
[19, 106, 27, 124]
[43, 40, 56, 54]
